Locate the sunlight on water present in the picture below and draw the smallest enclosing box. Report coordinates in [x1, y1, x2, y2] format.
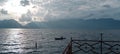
[6, 29, 24, 43]
[0, 29, 120, 54]
[3, 29, 26, 53]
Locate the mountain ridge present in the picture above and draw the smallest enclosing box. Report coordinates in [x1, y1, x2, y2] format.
[0, 18, 120, 29]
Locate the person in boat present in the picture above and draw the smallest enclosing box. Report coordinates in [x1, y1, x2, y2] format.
[61, 36, 63, 39]
[55, 36, 66, 40]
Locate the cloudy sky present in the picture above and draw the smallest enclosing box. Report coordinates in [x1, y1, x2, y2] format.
[0, 0, 120, 24]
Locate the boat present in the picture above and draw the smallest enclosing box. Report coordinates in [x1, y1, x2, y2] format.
[55, 37, 66, 40]
[17, 33, 23, 35]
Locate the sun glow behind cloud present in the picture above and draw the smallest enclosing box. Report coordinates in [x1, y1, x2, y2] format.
[3, 0, 35, 18]
[0, 0, 46, 24]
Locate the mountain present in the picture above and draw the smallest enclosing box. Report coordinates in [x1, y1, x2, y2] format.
[25, 18, 120, 29]
[0, 19, 22, 28]
[0, 18, 120, 29]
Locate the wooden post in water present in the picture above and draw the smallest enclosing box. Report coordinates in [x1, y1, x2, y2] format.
[100, 33, 103, 54]
[70, 37, 72, 54]
[35, 42, 37, 49]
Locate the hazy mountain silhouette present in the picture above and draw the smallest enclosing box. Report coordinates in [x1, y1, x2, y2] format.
[25, 18, 120, 29]
[0, 19, 22, 28]
[0, 18, 120, 29]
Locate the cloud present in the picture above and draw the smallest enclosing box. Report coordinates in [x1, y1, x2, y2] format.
[102, 5, 111, 8]
[19, 10, 32, 22]
[81, 7, 120, 20]
[19, 14, 32, 22]
[0, 9, 8, 14]
[0, 0, 7, 6]
[30, 0, 120, 21]
[1, 0, 120, 23]
[9, 0, 120, 21]
[20, 0, 30, 6]
[44, 0, 120, 20]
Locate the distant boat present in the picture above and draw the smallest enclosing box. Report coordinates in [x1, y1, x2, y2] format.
[20, 33, 23, 34]
[17, 33, 23, 35]
[55, 37, 66, 40]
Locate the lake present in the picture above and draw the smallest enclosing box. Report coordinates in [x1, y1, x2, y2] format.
[0, 29, 120, 54]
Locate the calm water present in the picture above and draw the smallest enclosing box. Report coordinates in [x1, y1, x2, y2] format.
[0, 29, 120, 54]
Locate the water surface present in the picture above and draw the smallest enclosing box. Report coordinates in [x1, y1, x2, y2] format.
[0, 29, 120, 54]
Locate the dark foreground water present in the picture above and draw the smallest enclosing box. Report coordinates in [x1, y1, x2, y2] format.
[0, 29, 120, 54]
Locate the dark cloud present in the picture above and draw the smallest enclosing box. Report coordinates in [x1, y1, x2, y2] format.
[0, 0, 7, 6]
[43, 0, 86, 11]
[19, 14, 32, 22]
[103, 5, 111, 8]
[0, 9, 8, 14]
[20, 0, 30, 6]
[82, 7, 120, 20]
[32, 6, 37, 8]
[19, 10, 32, 22]
[0, 0, 6, 2]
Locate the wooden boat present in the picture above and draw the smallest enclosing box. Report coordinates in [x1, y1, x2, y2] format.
[55, 37, 66, 40]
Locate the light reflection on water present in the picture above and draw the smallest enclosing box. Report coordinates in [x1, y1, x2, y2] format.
[6, 29, 24, 43]
[2, 29, 26, 53]
[0, 29, 72, 54]
[0, 29, 120, 54]
[0, 29, 70, 54]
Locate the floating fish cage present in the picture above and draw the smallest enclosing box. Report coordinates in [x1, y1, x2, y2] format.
[63, 33, 120, 54]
